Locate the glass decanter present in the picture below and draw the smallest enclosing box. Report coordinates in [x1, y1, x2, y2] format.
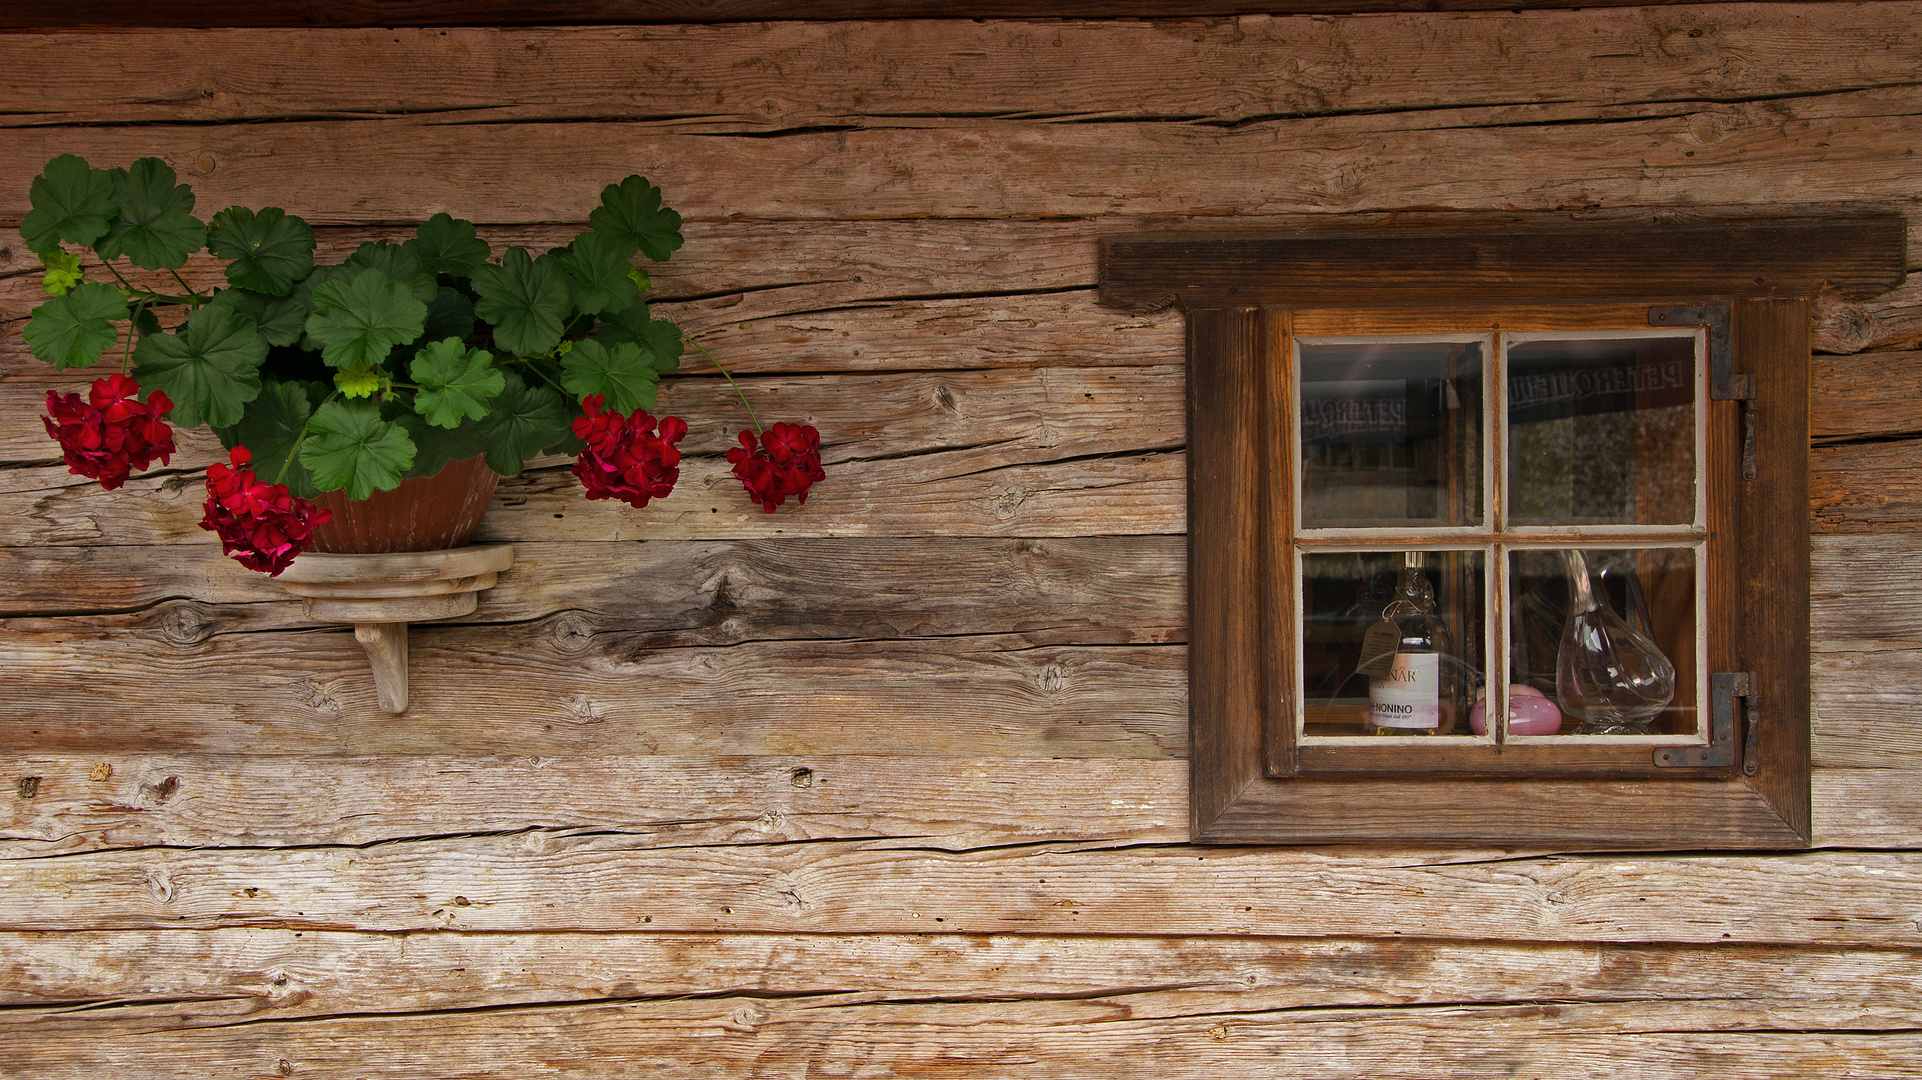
[1553, 549, 1676, 734]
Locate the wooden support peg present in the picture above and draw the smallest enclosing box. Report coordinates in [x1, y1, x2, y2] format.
[353, 622, 411, 714]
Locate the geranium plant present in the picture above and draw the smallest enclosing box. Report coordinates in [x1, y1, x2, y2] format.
[19, 154, 826, 574]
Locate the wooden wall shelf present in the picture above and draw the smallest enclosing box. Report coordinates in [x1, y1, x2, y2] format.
[272, 545, 515, 714]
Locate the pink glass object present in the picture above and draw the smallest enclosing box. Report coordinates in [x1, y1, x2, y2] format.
[1469, 684, 1565, 736]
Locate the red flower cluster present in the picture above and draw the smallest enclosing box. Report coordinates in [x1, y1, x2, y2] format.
[727, 422, 826, 513]
[199, 446, 333, 577]
[41, 373, 176, 490]
[570, 395, 689, 509]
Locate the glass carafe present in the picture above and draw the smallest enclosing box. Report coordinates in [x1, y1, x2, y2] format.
[1553, 549, 1676, 734]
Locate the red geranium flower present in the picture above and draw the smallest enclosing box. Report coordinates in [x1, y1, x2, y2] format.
[41, 373, 176, 490]
[570, 395, 689, 509]
[726, 421, 825, 513]
[199, 446, 333, 577]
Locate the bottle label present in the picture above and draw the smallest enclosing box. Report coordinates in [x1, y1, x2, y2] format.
[1369, 652, 1440, 729]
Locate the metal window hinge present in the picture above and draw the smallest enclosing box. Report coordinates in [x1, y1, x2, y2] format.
[1656, 672, 1758, 771]
[1649, 304, 1756, 481]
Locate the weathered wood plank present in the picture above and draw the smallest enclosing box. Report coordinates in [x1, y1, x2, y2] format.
[1813, 349, 1922, 441]
[3, 930, 1918, 1030]
[6, 1002, 1920, 1080]
[8, 8, 1922, 125]
[4, 85, 1922, 226]
[0, 628, 1188, 757]
[1, 362, 1187, 472]
[3, 837, 1920, 942]
[0, 755, 1188, 853]
[0, 1, 1875, 33]
[1, 752, 1912, 854]
[0, 536, 1189, 643]
[1812, 437, 1922, 534]
[0, 447, 1188, 546]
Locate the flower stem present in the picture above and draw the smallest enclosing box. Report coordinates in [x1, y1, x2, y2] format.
[273, 391, 339, 486]
[683, 334, 761, 435]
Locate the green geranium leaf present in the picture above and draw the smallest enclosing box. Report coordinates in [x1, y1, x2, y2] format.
[131, 305, 268, 427]
[21, 154, 117, 253]
[341, 241, 437, 303]
[421, 286, 477, 345]
[596, 298, 685, 373]
[97, 158, 205, 271]
[410, 338, 504, 428]
[559, 338, 660, 414]
[23, 281, 129, 369]
[405, 213, 491, 279]
[467, 368, 571, 475]
[634, 315, 685, 374]
[212, 379, 322, 499]
[206, 206, 315, 296]
[207, 286, 310, 347]
[335, 363, 384, 399]
[300, 398, 416, 500]
[471, 246, 572, 357]
[305, 268, 429, 370]
[588, 175, 682, 263]
[556, 230, 640, 316]
[39, 248, 85, 296]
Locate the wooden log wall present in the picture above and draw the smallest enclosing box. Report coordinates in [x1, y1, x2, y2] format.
[3, 5, 1920, 1075]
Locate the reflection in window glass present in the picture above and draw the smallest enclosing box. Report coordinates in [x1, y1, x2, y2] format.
[1506, 336, 1696, 527]
[1506, 546, 1698, 737]
[1298, 340, 1483, 529]
[1300, 549, 1485, 738]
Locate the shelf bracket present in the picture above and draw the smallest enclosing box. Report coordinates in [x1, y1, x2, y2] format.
[271, 545, 515, 714]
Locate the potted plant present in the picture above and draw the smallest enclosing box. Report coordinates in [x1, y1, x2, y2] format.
[20, 153, 829, 577]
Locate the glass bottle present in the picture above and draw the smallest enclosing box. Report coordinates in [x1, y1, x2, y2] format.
[1366, 551, 1460, 736]
[1554, 549, 1676, 734]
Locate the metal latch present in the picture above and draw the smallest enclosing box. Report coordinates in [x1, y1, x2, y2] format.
[1648, 304, 1756, 480]
[1656, 672, 1757, 771]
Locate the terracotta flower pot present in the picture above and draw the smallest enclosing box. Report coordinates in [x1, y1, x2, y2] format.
[308, 455, 499, 554]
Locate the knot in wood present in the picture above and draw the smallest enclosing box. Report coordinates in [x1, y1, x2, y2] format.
[15, 776, 40, 799]
[157, 602, 212, 645]
[1038, 664, 1069, 694]
[551, 612, 596, 654]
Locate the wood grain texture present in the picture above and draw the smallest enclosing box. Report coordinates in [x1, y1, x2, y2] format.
[5, 1004, 1919, 1080]
[4, 86, 1922, 226]
[0, 1, 1835, 32]
[4, 836, 1921, 942]
[1813, 349, 1922, 441]
[0, 629, 1187, 758]
[2, 754, 1913, 855]
[7, 8, 1922, 124]
[1099, 218, 1906, 312]
[1812, 437, 1922, 533]
[5, 930, 1918, 1022]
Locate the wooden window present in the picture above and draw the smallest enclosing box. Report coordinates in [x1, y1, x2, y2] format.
[1099, 218, 1906, 846]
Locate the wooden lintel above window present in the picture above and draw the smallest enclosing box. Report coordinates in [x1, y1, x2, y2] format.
[1098, 215, 1908, 314]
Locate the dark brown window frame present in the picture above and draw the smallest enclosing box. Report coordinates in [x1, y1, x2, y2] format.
[1098, 216, 1906, 846]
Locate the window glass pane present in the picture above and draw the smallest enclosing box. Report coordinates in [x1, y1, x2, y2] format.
[1298, 340, 1484, 529]
[1505, 546, 1699, 738]
[1300, 548, 1485, 738]
[1506, 336, 1696, 527]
